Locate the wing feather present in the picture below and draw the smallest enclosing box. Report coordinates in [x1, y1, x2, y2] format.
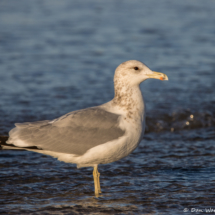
[7, 107, 125, 155]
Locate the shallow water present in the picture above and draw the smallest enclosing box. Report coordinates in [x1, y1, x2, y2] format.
[0, 0, 215, 214]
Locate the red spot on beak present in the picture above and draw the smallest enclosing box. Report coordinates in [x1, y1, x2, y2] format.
[160, 77, 164, 81]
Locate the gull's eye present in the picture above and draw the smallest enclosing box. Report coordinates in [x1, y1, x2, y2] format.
[134, 67, 139, 70]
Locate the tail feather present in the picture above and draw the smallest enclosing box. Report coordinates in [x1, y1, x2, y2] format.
[1, 135, 41, 150]
[1, 145, 24, 150]
[6, 120, 51, 148]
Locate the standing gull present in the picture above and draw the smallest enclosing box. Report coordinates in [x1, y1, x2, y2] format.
[1, 60, 168, 196]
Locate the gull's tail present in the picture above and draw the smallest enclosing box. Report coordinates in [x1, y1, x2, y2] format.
[0, 120, 50, 151]
[0, 136, 22, 150]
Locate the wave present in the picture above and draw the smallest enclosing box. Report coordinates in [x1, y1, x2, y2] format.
[145, 109, 215, 133]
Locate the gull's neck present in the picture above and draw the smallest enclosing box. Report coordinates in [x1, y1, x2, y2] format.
[111, 80, 145, 121]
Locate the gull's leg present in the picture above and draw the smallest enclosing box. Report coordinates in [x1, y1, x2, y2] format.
[93, 166, 99, 196]
[97, 168, 101, 194]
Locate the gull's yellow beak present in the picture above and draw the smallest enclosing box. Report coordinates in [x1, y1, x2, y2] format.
[147, 71, 168, 81]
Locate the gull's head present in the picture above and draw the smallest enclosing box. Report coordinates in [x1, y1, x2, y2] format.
[114, 60, 168, 86]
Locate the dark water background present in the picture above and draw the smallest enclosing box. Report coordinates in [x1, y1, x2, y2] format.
[0, 0, 215, 214]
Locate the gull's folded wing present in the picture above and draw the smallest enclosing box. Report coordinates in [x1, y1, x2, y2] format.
[6, 107, 125, 155]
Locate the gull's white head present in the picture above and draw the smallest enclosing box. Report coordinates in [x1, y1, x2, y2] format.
[114, 60, 168, 86]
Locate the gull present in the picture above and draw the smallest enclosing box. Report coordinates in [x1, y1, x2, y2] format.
[1, 60, 168, 196]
